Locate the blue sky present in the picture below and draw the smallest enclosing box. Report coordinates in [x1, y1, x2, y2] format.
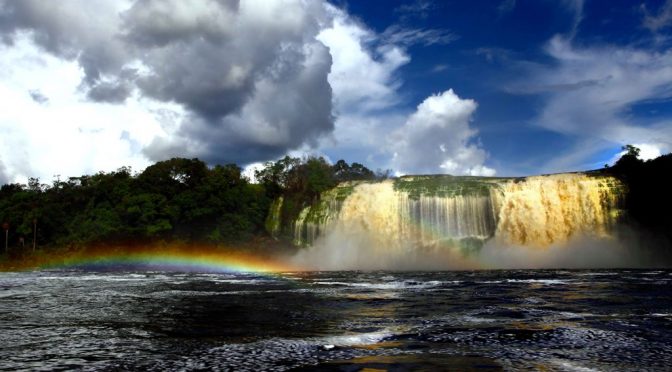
[322, 0, 672, 175]
[0, 0, 671, 183]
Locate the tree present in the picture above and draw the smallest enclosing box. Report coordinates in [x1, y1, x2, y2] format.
[613, 144, 644, 174]
[622, 144, 641, 158]
[254, 156, 301, 197]
[332, 159, 375, 182]
[138, 158, 208, 196]
[303, 157, 336, 199]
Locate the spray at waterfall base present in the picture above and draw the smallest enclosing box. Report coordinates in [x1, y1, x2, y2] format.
[280, 173, 660, 269]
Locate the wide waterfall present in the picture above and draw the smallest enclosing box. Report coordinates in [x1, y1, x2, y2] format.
[292, 173, 623, 250]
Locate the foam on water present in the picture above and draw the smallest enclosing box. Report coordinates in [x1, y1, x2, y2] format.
[323, 329, 395, 346]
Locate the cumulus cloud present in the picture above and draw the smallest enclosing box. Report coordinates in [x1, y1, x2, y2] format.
[512, 36, 672, 171]
[0, 0, 335, 169]
[390, 89, 495, 176]
[315, 5, 489, 176]
[311, 4, 411, 168]
[318, 6, 408, 114]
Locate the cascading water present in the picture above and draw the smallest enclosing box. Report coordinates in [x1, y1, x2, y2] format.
[292, 173, 623, 250]
[495, 174, 622, 247]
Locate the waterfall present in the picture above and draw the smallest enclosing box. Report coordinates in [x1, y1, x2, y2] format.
[265, 196, 283, 238]
[291, 173, 623, 249]
[495, 174, 622, 247]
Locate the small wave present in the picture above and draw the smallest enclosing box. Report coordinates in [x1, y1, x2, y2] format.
[146, 289, 260, 297]
[210, 278, 275, 284]
[37, 274, 150, 282]
[550, 359, 601, 372]
[505, 279, 569, 285]
[313, 280, 443, 290]
[462, 315, 497, 323]
[322, 330, 393, 346]
[575, 272, 618, 276]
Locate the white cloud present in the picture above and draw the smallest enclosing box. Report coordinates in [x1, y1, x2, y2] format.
[0, 35, 170, 183]
[518, 36, 672, 172]
[317, 5, 409, 114]
[313, 4, 411, 168]
[390, 89, 495, 176]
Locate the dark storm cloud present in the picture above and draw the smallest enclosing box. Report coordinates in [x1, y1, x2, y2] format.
[0, 0, 336, 165]
[144, 41, 334, 164]
[132, 40, 256, 120]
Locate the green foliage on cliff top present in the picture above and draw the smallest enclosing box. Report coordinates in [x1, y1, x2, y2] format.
[393, 175, 514, 200]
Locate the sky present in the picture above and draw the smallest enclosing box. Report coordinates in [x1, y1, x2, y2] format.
[1, 0, 671, 184]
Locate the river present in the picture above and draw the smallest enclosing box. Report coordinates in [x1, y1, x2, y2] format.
[1, 269, 671, 370]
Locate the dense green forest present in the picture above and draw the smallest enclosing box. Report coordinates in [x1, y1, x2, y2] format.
[0, 156, 382, 253]
[0, 148, 670, 256]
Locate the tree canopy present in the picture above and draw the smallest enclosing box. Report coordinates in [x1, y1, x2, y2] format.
[0, 158, 269, 250]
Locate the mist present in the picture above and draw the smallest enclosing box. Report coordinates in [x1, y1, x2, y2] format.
[290, 226, 480, 271]
[479, 229, 671, 270]
[289, 224, 672, 271]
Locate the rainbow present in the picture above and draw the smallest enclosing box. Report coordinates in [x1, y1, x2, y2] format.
[2, 247, 298, 273]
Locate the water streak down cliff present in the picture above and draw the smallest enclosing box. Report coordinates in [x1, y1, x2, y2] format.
[292, 173, 623, 250]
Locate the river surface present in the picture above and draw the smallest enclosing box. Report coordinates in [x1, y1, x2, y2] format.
[1, 269, 671, 371]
